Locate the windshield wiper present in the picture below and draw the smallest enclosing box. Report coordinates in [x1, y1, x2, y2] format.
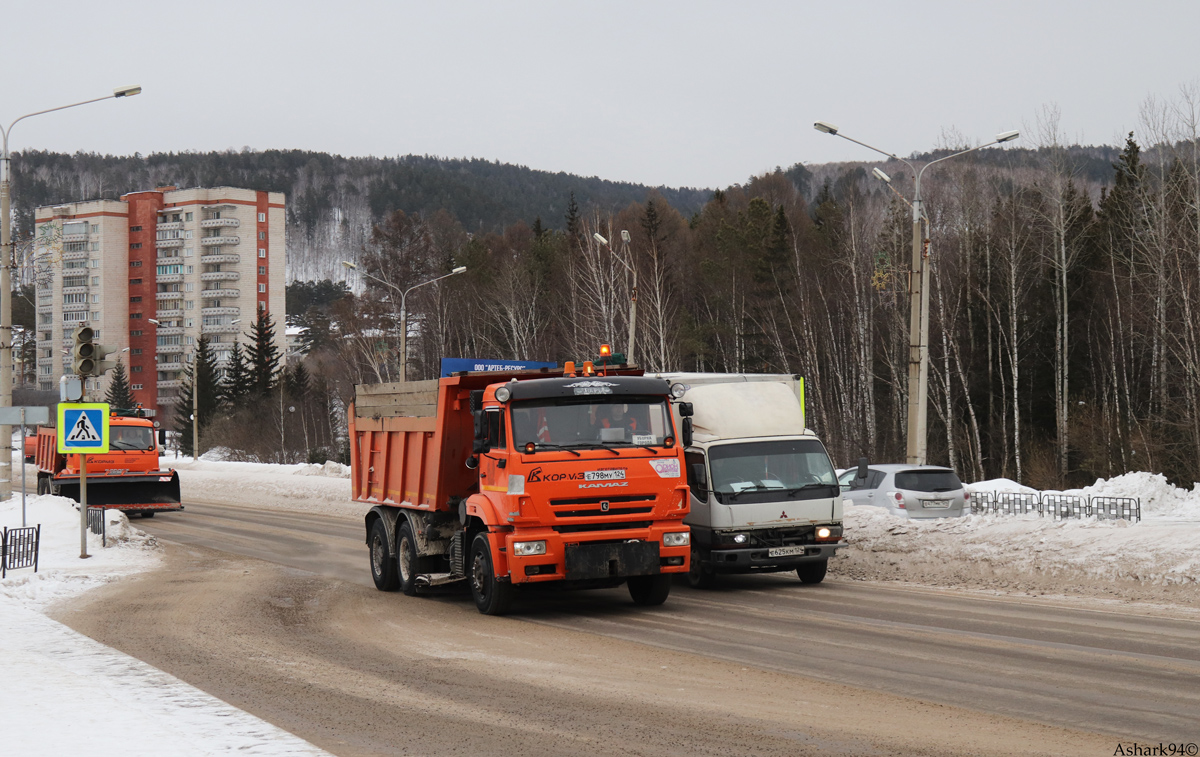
[527, 443, 581, 457]
[603, 441, 658, 454]
[109, 441, 139, 450]
[563, 443, 621, 456]
[786, 482, 836, 496]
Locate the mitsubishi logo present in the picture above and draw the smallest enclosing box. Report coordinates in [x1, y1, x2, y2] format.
[780, 510, 788, 518]
[600, 500, 610, 512]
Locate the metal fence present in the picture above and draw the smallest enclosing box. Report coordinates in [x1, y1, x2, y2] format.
[2, 525, 41, 578]
[970, 491, 1141, 523]
[87, 506, 107, 548]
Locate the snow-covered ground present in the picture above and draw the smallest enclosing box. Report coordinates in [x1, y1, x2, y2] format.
[166, 453, 360, 517]
[837, 472, 1200, 604]
[0, 493, 330, 756]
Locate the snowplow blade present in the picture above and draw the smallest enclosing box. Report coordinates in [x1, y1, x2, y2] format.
[56, 471, 183, 512]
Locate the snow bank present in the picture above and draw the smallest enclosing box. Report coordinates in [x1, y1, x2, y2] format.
[0, 493, 159, 609]
[164, 457, 360, 517]
[969, 471, 1200, 519]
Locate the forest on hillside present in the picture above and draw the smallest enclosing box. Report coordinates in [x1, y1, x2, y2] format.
[292, 95, 1200, 490]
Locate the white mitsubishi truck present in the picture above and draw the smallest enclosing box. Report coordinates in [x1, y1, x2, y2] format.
[652, 374, 845, 587]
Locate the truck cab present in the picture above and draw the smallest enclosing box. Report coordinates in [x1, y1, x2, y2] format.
[658, 375, 844, 587]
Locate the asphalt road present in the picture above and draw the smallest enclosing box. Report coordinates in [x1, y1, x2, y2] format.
[135, 500, 1200, 743]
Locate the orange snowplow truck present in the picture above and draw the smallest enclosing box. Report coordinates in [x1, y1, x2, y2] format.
[35, 412, 182, 517]
[351, 365, 694, 615]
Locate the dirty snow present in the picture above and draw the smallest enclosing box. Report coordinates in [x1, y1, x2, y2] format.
[164, 455, 360, 517]
[0, 494, 330, 755]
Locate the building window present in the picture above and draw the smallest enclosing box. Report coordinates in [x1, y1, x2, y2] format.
[130, 225, 142, 232]
[259, 301, 266, 311]
[157, 264, 182, 275]
[131, 384, 143, 391]
[91, 277, 100, 285]
[185, 212, 193, 221]
[186, 319, 195, 328]
[131, 313, 142, 320]
[186, 300, 195, 309]
[131, 348, 142, 355]
[130, 261, 142, 268]
[131, 366, 143, 373]
[90, 224, 99, 233]
[89, 259, 100, 268]
[130, 330, 143, 337]
[90, 242, 100, 251]
[186, 283, 194, 292]
[258, 283, 266, 293]
[258, 249, 266, 258]
[63, 275, 87, 287]
[186, 266, 194, 274]
[63, 293, 87, 304]
[185, 230, 193, 239]
[258, 266, 266, 275]
[258, 213, 266, 223]
[91, 312, 101, 320]
[130, 243, 143, 249]
[90, 295, 100, 303]
[64, 241, 87, 252]
[258, 231, 265, 240]
[130, 278, 142, 285]
[130, 296, 142, 303]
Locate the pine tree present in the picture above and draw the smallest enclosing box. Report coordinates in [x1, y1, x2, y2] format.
[105, 357, 135, 410]
[175, 337, 223, 457]
[246, 309, 281, 396]
[221, 341, 253, 407]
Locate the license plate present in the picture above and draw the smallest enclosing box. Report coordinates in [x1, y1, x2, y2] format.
[921, 500, 951, 509]
[768, 545, 807, 557]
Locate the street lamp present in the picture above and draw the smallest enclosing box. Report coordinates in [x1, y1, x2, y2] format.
[813, 121, 1019, 465]
[341, 261, 466, 382]
[0, 85, 142, 499]
[592, 231, 637, 365]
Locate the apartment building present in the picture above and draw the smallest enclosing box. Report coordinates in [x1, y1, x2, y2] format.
[34, 186, 286, 420]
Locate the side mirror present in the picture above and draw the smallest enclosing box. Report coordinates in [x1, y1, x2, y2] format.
[856, 456, 869, 481]
[682, 417, 693, 447]
[678, 402, 693, 418]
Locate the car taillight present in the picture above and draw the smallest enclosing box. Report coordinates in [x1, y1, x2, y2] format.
[964, 491, 971, 501]
[889, 491, 905, 509]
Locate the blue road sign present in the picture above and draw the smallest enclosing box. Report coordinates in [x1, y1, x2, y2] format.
[57, 403, 110, 454]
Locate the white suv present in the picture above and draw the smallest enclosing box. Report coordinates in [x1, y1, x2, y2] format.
[838, 462, 968, 519]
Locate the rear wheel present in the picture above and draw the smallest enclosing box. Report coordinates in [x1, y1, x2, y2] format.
[470, 533, 515, 615]
[142, 511, 155, 518]
[396, 520, 422, 596]
[686, 545, 717, 589]
[369, 519, 399, 591]
[628, 574, 671, 605]
[797, 559, 828, 585]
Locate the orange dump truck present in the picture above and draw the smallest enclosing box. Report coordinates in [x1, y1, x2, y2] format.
[351, 365, 694, 615]
[35, 412, 182, 517]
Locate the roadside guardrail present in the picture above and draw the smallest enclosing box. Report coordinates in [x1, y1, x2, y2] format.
[970, 491, 1141, 523]
[87, 506, 107, 548]
[2, 525, 40, 578]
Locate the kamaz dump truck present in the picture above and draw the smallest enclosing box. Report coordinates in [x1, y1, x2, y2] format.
[35, 410, 183, 517]
[351, 362, 693, 615]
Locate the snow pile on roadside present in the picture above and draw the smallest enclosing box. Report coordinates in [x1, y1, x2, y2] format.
[836, 504, 1200, 603]
[967, 477, 1038, 495]
[165, 457, 359, 517]
[0, 494, 159, 610]
[969, 471, 1200, 519]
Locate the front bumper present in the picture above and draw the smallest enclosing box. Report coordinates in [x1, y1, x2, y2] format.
[704, 542, 843, 574]
[502, 524, 691, 585]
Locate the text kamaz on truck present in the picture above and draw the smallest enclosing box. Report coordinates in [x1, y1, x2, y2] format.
[352, 361, 693, 615]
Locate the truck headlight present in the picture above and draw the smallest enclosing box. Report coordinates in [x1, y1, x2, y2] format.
[512, 540, 546, 556]
[495, 386, 512, 402]
[663, 531, 690, 547]
[814, 526, 843, 542]
[817, 527, 831, 539]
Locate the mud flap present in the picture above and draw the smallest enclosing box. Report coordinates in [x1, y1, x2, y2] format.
[57, 471, 182, 509]
[564, 541, 661, 581]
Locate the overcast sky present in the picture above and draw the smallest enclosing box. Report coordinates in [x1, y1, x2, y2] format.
[4, 1, 1198, 189]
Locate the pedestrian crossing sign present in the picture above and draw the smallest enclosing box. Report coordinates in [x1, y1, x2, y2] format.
[57, 403, 110, 454]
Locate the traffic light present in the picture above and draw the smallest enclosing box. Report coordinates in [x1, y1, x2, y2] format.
[71, 326, 119, 376]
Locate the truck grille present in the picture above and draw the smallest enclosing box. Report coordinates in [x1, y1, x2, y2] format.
[549, 494, 657, 520]
[553, 521, 652, 534]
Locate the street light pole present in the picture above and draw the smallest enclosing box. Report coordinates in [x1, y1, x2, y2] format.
[0, 86, 141, 498]
[812, 122, 1018, 465]
[342, 262, 466, 382]
[592, 231, 637, 365]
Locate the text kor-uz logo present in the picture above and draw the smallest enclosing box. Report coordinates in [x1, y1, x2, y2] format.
[528, 467, 626, 483]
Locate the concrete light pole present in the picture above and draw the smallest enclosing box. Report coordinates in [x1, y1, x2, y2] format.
[812, 122, 1018, 465]
[593, 231, 637, 365]
[342, 261, 466, 382]
[0, 85, 141, 498]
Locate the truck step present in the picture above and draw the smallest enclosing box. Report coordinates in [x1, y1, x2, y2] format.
[414, 572, 466, 587]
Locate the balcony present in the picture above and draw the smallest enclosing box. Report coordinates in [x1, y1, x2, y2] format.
[200, 217, 240, 229]
[155, 326, 184, 336]
[61, 233, 88, 243]
[200, 271, 239, 282]
[156, 273, 184, 284]
[201, 323, 240, 334]
[62, 285, 89, 295]
[201, 306, 240, 316]
[157, 344, 184, 354]
[155, 361, 184, 372]
[200, 253, 240, 265]
[157, 395, 180, 405]
[200, 235, 239, 247]
[156, 221, 183, 231]
[200, 288, 239, 298]
[156, 238, 184, 248]
[157, 380, 183, 390]
[62, 249, 88, 260]
[155, 308, 184, 319]
[156, 291, 184, 301]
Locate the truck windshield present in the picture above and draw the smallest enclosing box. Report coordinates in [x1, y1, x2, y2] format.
[511, 395, 674, 449]
[109, 426, 156, 451]
[708, 439, 837, 504]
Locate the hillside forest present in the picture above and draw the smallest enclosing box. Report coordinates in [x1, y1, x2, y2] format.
[12, 93, 1200, 489]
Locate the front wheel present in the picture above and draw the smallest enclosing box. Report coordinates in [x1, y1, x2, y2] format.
[797, 559, 828, 585]
[369, 519, 400, 591]
[470, 533, 515, 615]
[396, 520, 423, 596]
[628, 574, 672, 605]
[686, 545, 717, 589]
